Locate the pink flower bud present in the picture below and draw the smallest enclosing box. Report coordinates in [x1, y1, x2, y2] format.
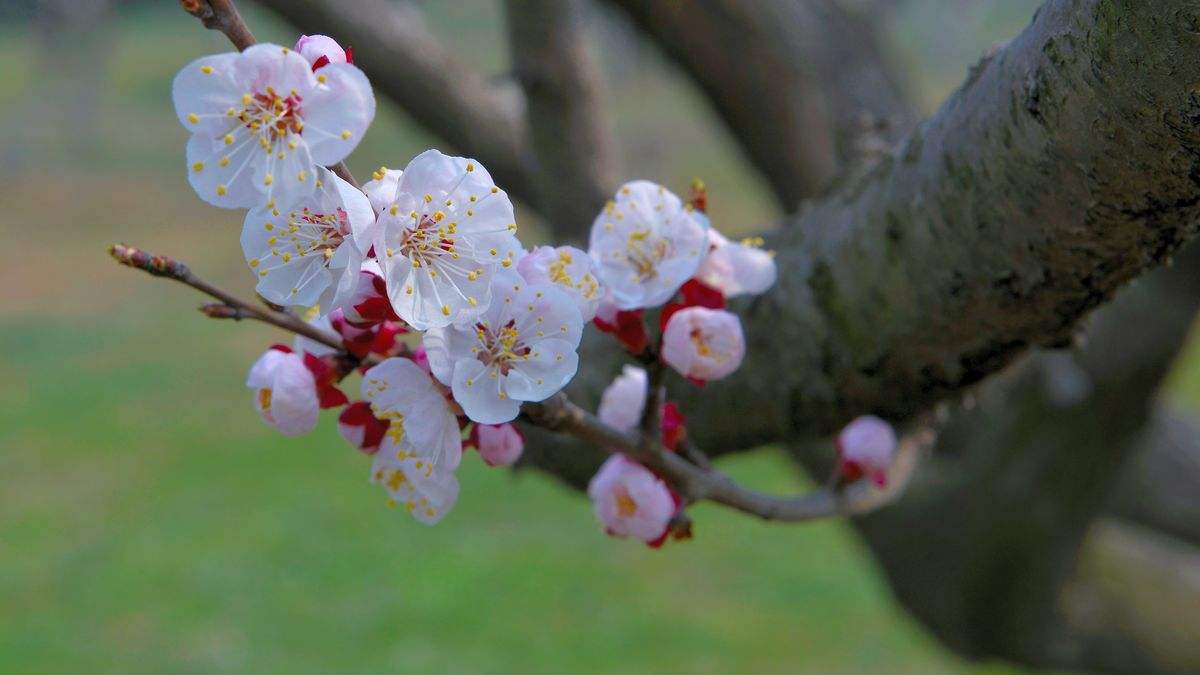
[588, 455, 676, 544]
[245, 345, 320, 436]
[337, 400, 388, 454]
[294, 34, 350, 70]
[597, 365, 648, 432]
[474, 423, 525, 467]
[661, 306, 745, 382]
[836, 415, 897, 487]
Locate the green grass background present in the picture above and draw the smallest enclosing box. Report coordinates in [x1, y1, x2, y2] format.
[2, 2, 1195, 672]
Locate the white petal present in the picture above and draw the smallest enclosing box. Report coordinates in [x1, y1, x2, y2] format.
[452, 358, 519, 424]
[503, 337, 579, 402]
[172, 52, 242, 134]
[186, 130, 264, 208]
[301, 62, 375, 165]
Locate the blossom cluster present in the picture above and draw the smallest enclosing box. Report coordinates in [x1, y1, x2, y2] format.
[172, 35, 897, 539]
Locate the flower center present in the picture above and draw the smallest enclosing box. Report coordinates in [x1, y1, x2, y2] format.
[239, 87, 304, 143]
[278, 207, 349, 264]
[690, 328, 714, 358]
[474, 319, 530, 375]
[615, 490, 638, 517]
[258, 387, 273, 411]
[625, 229, 669, 281]
[394, 211, 457, 268]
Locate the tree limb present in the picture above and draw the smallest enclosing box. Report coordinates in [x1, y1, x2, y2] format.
[111, 241, 925, 526]
[603, 0, 918, 207]
[570, 0, 1200, 456]
[108, 243, 344, 351]
[504, 0, 614, 236]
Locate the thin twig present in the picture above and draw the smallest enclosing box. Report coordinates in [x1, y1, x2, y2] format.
[109, 243, 343, 351]
[179, 0, 358, 188]
[523, 393, 933, 523]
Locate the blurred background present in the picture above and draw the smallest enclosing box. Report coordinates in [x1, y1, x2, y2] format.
[2, 0, 1196, 672]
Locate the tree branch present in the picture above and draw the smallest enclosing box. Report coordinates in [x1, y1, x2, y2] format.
[603, 0, 917, 207]
[557, 0, 1200, 458]
[504, 0, 614, 237]
[108, 243, 344, 351]
[524, 393, 932, 522]
[252, 0, 539, 209]
[111, 241, 923, 525]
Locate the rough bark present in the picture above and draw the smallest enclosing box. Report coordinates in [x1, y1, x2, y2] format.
[603, 0, 918, 207]
[504, 0, 615, 236]
[812, 235, 1200, 673]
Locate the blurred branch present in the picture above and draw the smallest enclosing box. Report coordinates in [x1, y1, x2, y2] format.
[504, 0, 614, 238]
[251, 0, 538, 208]
[603, 0, 917, 208]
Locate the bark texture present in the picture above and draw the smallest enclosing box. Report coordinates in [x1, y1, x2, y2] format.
[505, 0, 615, 235]
[603, 0, 918, 207]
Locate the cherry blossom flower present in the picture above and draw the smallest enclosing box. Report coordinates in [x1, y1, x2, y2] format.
[695, 227, 777, 298]
[588, 180, 709, 310]
[661, 306, 745, 382]
[361, 166, 403, 215]
[373, 149, 524, 330]
[588, 455, 675, 543]
[361, 357, 463, 472]
[424, 270, 583, 424]
[370, 451, 460, 525]
[294, 34, 352, 70]
[836, 415, 897, 487]
[598, 365, 648, 432]
[517, 245, 602, 321]
[240, 167, 374, 310]
[471, 423, 525, 467]
[173, 43, 374, 209]
[338, 400, 389, 454]
[245, 345, 319, 435]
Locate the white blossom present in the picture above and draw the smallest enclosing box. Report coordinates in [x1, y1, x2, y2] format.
[424, 270, 582, 424]
[245, 346, 318, 435]
[517, 245, 602, 321]
[361, 357, 463, 472]
[588, 455, 674, 542]
[695, 226, 777, 297]
[588, 181, 709, 310]
[373, 149, 524, 330]
[240, 167, 373, 310]
[597, 365, 648, 432]
[173, 43, 374, 209]
[661, 306, 746, 381]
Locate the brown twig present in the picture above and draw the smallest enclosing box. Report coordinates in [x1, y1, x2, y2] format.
[113, 239, 926, 524]
[109, 243, 343, 351]
[180, 0, 256, 51]
[523, 393, 932, 523]
[179, 0, 358, 188]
